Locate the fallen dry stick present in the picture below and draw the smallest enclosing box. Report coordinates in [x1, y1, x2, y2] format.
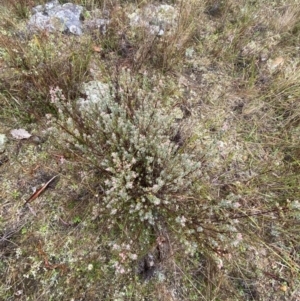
[24, 175, 59, 206]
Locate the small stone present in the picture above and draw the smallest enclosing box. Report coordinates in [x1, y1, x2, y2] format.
[0, 134, 7, 153]
[10, 129, 32, 140]
[268, 57, 284, 72]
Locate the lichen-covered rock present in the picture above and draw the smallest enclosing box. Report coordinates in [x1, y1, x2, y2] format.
[28, 0, 84, 35]
[28, 0, 110, 36]
[128, 4, 178, 36]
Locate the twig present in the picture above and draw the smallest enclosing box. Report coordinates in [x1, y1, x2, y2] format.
[24, 175, 59, 206]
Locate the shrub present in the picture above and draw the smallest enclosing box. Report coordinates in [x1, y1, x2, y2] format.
[49, 68, 201, 231]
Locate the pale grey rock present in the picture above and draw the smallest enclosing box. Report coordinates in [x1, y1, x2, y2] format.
[28, 1, 109, 36]
[32, 5, 44, 14]
[28, 12, 65, 33]
[28, 1, 83, 35]
[45, 0, 59, 11]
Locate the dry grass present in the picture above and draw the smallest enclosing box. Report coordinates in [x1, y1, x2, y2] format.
[1, 0, 300, 300]
[0, 31, 92, 121]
